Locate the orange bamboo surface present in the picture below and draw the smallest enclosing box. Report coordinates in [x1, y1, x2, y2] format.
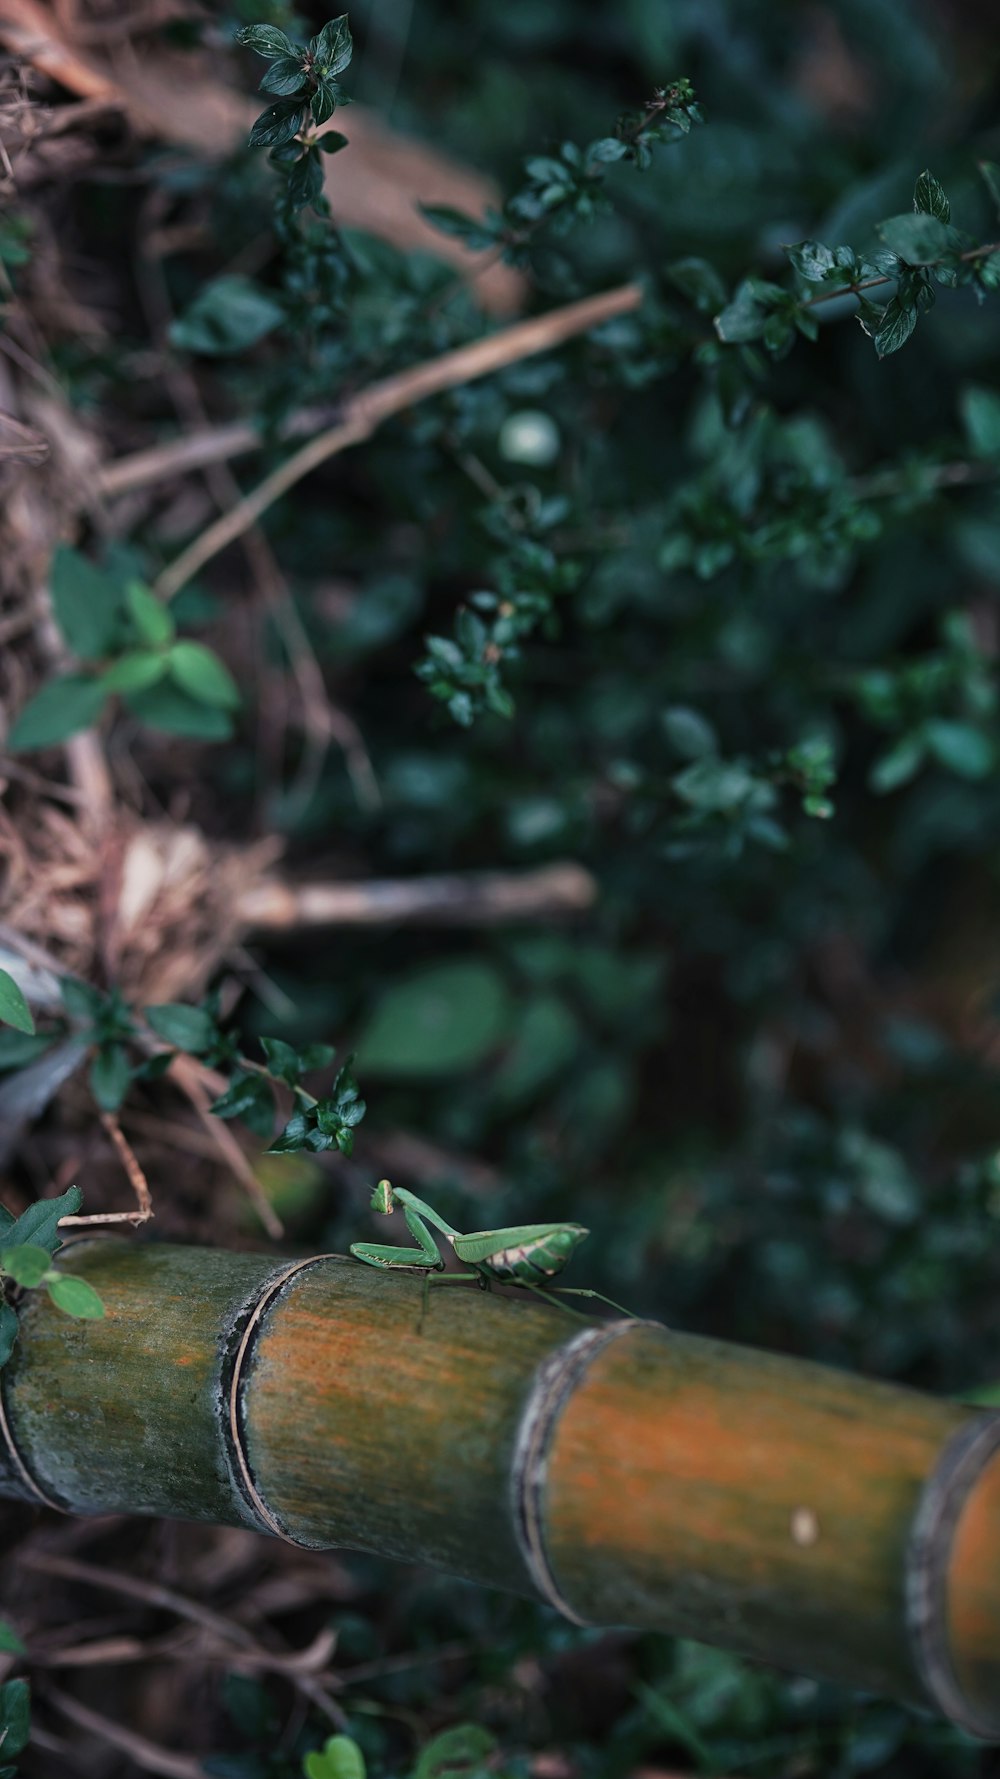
[0, 1239, 997, 1737]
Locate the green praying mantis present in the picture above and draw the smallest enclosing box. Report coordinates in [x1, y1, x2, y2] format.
[349, 1181, 633, 1324]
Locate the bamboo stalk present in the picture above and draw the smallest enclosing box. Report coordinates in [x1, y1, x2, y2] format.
[1, 1239, 998, 1736]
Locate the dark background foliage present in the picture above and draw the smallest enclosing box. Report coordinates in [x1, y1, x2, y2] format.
[4, 0, 1000, 1772]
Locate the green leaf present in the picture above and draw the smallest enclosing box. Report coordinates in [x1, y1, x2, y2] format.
[783, 240, 837, 282]
[248, 98, 305, 149]
[0, 968, 34, 1036]
[492, 994, 580, 1105]
[259, 1036, 301, 1084]
[1, 1243, 51, 1287]
[923, 718, 994, 779]
[309, 16, 353, 76]
[267, 1109, 311, 1153]
[0, 1305, 17, 1369]
[235, 23, 300, 58]
[418, 205, 500, 251]
[8, 1186, 82, 1254]
[663, 707, 718, 759]
[959, 385, 1000, 458]
[145, 1002, 217, 1054]
[47, 1273, 105, 1320]
[318, 130, 349, 155]
[877, 212, 962, 264]
[287, 146, 326, 208]
[310, 82, 339, 126]
[304, 1733, 366, 1779]
[913, 169, 950, 222]
[588, 136, 627, 163]
[126, 580, 175, 647]
[0, 1029, 53, 1070]
[358, 961, 512, 1077]
[60, 976, 106, 1021]
[210, 1072, 275, 1136]
[125, 681, 234, 740]
[414, 1725, 497, 1779]
[872, 298, 917, 358]
[978, 160, 1000, 217]
[869, 734, 926, 793]
[0, 1678, 30, 1758]
[260, 56, 308, 96]
[100, 650, 168, 695]
[167, 641, 241, 709]
[0, 1623, 24, 1658]
[170, 275, 285, 356]
[90, 1043, 132, 1111]
[7, 674, 107, 751]
[50, 546, 123, 660]
[665, 257, 726, 312]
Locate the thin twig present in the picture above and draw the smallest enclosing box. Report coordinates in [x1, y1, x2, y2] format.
[141, 282, 641, 601]
[98, 1112, 154, 1221]
[43, 1687, 204, 1779]
[238, 863, 598, 930]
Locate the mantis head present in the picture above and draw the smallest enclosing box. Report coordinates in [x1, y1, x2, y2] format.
[370, 1179, 395, 1215]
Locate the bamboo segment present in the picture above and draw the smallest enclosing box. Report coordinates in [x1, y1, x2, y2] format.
[1, 1239, 998, 1736]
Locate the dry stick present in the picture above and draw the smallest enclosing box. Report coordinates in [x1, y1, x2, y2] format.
[97, 1111, 153, 1222]
[238, 862, 598, 931]
[168, 1053, 284, 1241]
[149, 282, 642, 603]
[43, 1687, 205, 1779]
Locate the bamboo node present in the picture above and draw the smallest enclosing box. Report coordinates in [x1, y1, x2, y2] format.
[907, 1412, 1000, 1739]
[224, 1254, 341, 1548]
[511, 1319, 663, 1624]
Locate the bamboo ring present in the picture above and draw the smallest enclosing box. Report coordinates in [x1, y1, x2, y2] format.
[907, 1411, 1000, 1738]
[226, 1254, 340, 1546]
[512, 1319, 657, 1623]
[0, 1330, 67, 1513]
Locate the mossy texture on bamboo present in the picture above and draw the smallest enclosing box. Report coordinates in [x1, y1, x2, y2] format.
[1, 1239, 998, 1735]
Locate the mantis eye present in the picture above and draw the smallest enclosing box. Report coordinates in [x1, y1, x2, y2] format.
[370, 1179, 394, 1215]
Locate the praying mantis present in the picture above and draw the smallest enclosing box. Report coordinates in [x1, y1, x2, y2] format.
[349, 1181, 633, 1323]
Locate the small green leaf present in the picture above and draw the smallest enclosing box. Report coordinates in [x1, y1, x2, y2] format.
[8, 1186, 82, 1254]
[90, 1043, 132, 1111]
[913, 169, 950, 222]
[168, 641, 241, 709]
[210, 1072, 275, 1137]
[50, 546, 122, 660]
[959, 385, 1000, 458]
[145, 1002, 217, 1054]
[872, 298, 918, 358]
[126, 581, 175, 647]
[248, 98, 305, 149]
[47, 1273, 105, 1320]
[414, 1725, 497, 1779]
[923, 718, 994, 779]
[0, 1623, 24, 1658]
[60, 976, 106, 1022]
[1, 1243, 51, 1287]
[0, 1029, 53, 1069]
[170, 275, 285, 356]
[260, 1036, 301, 1085]
[978, 160, 1000, 217]
[418, 205, 500, 251]
[100, 650, 168, 695]
[260, 56, 308, 96]
[0, 969, 34, 1036]
[309, 16, 353, 76]
[0, 1305, 17, 1369]
[877, 212, 961, 264]
[358, 961, 512, 1078]
[318, 130, 349, 155]
[125, 681, 234, 740]
[287, 146, 326, 208]
[663, 707, 718, 760]
[7, 674, 107, 751]
[235, 23, 300, 58]
[665, 257, 727, 312]
[0, 1678, 30, 1757]
[869, 734, 926, 793]
[783, 240, 837, 282]
[304, 1733, 366, 1779]
[310, 81, 340, 127]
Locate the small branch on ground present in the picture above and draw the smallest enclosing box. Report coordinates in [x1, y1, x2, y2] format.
[238, 863, 598, 930]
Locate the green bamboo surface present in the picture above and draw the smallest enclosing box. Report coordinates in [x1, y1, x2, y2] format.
[1, 1239, 997, 1737]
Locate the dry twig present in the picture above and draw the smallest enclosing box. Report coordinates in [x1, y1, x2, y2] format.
[127, 282, 642, 599]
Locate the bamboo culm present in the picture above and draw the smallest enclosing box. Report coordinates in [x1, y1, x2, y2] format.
[0, 1239, 997, 1738]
